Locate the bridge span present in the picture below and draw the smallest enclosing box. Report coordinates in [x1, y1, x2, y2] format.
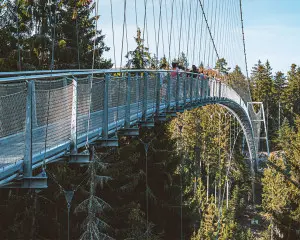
[0, 69, 265, 187]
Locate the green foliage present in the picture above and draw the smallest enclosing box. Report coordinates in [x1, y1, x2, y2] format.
[125, 28, 151, 69]
[0, 0, 112, 71]
[262, 116, 300, 239]
[215, 58, 230, 74]
[159, 55, 169, 69]
[281, 64, 300, 122]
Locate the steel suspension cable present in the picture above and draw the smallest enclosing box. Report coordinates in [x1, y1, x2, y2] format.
[134, 0, 138, 29]
[219, 0, 225, 59]
[109, 0, 117, 68]
[119, 0, 126, 69]
[172, 0, 179, 58]
[43, 0, 58, 169]
[198, 0, 205, 67]
[192, 0, 199, 65]
[142, 0, 148, 68]
[85, 0, 99, 148]
[181, 0, 188, 65]
[151, 0, 158, 66]
[203, 0, 208, 67]
[168, 0, 175, 66]
[208, 0, 213, 67]
[177, 0, 184, 60]
[229, 0, 237, 67]
[159, 0, 166, 58]
[185, 0, 192, 69]
[198, 0, 219, 65]
[16, 3, 21, 71]
[76, 16, 80, 69]
[225, 0, 230, 65]
[163, 0, 170, 60]
[239, 0, 250, 80]
[157, 0, 163, 62]
[214, 0, 220, 63]
[115, 0, 127, 135]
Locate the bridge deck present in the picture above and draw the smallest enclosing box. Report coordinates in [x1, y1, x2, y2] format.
[0, 70, 257, 185]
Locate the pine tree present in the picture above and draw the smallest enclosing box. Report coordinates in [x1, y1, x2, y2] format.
[215, 58, 230, 74]
[159, 55, 169, 69]
[125, 28, 151, 69]
[251, 60, 277, 141]
[282, 64, 300, 122]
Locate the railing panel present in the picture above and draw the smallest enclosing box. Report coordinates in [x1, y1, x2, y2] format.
[77, 77, 91, 140]
[0, 69, 258, 184]
[0, 90, 27, 166]
[90, 78, 105, 133]
[33, 84, 73, 156]
[147, 74, 156, 111]
[108, 76, 126, 127]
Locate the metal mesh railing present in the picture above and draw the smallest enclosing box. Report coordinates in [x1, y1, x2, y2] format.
[0, 90, 27, 166]
[89, 78, 105, 133]
[77, 77, 91, 140]
[33, 84, 73, 156]
[108, 76, 126, 127]
[147, 74, 156, 112]
[0, 82, 27, 96]
[0, 69, 262, 182]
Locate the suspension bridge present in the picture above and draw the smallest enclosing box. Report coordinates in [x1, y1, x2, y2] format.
[0, 0, 269, 194]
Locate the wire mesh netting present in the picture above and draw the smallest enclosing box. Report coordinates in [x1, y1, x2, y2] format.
[0, 82, 27, 96]
[108, 76, 126, 128]
[147, 74, 156, 112]
[76, 77, 91, 140]
[0, 70, 263, 178]
[0, 89, 27, 166]
[137, 74, 145, 119]
[160, 74, 168, 104]
[35, 78, 71, 90]
[130, 74, 139, 118]
[33, 84, 73, 156]
[89, 77, 105, 134]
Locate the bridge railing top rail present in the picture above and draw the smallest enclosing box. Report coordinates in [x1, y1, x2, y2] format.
[0, 69, 211, 83]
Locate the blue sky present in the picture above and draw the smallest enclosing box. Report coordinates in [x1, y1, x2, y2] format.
[243, 0, 300, 74]
[98, 0, 300, 75]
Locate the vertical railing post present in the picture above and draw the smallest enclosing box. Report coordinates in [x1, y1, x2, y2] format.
[176, 72, 179, 109]
[200, 76, 204, 98]
[195, 75, 199, 101]
[70, 78, 78, 154]
[135, 73, 139, 117]
[31, 81, 37, 128]
[125, 73, 131, 128]
[207, 79, 210, 97]
[167, 73, 171, 112]
[142, 72, 148, 122]
[183, 73, 187, 106]
[155, 72, 161, 116]
[24, 80, 35, 178]
[189, 75, 193, 103]
[102, 73, 110, 139]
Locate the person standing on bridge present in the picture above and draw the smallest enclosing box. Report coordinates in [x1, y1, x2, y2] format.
[191, 64, 198, 78]
[171, 61, 179, 78]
